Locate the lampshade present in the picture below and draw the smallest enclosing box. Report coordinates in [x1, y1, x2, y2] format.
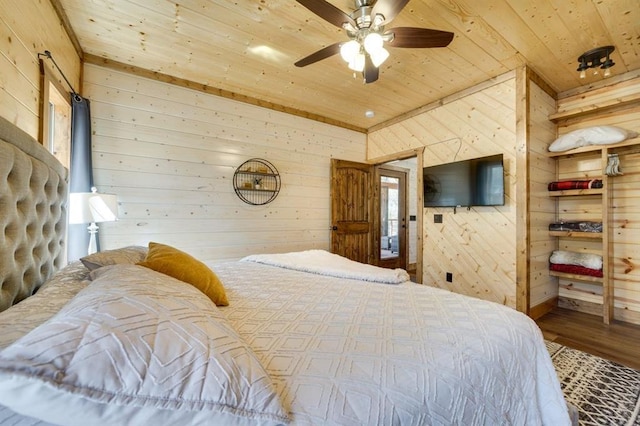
[69, 190, 118, 224]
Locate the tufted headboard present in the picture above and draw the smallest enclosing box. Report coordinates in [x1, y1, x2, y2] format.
[0, 115, 68, 312]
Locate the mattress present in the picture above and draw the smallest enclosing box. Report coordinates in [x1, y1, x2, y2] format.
[0, 253, 571, 425]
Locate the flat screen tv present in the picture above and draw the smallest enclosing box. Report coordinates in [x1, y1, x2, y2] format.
[423, 154, 504, 207]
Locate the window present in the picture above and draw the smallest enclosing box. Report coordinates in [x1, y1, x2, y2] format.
[39, 61, 71, 168]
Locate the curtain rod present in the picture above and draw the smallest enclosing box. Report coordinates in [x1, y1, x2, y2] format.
[38, 50, 80, 100]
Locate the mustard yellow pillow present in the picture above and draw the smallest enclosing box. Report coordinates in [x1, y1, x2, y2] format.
[137, 242, 228, 306]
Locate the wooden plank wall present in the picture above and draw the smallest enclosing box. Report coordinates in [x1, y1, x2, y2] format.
[528, 81, 559, 313]
[555, 77, 640, 324]
[83, 64, 367, 262]
[0, 0, 80, 138]
[368, 74, 518, 307]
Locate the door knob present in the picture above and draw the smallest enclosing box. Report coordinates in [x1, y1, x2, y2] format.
[331, 226, 338, 231]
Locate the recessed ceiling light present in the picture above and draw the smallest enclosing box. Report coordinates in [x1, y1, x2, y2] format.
[365, 110, 375, 118]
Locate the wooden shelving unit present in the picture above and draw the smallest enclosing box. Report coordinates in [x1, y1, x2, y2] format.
[548, 147, 613, 324]
[547, 137, 640, 324]
[546, 77, 640, 326]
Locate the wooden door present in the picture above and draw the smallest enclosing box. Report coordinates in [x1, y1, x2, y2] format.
[377, 167, 407, 270]
[330, 159, 376, 264]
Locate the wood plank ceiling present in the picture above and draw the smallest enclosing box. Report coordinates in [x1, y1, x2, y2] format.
[56, 0, 640, 131]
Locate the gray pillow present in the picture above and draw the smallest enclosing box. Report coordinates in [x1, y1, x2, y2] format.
[80, 245, 148, 271]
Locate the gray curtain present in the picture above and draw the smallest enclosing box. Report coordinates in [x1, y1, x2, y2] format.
[67, 95, 98, 261]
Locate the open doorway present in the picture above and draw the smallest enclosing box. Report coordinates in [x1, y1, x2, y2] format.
[378, 166, 407, 270]
[330, 148, 424, 282]
[369, 147, 424, 282]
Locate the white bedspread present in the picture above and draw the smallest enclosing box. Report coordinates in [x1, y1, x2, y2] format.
[242, 250, 410, 284]
[212, 261, 571, 425]
[0, 255, 571, 425]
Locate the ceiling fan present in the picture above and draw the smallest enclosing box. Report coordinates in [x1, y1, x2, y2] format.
[294, 0, 454, 83]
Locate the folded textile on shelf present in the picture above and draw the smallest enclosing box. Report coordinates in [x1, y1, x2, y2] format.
[550, 250, 602, 270]
[548, 221, 603, 233]
[549, 263, 603, 278]
[548, 179, 603, 191]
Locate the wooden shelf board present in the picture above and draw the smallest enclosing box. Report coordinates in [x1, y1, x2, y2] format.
[549, 231, 602, 239]
[550, 270, 603, 283]
[238, 171, 278, 177]
[549, 93, 640, 122]
[547, 137, 640, 157]
[548, 188, 603, 196]
[238, 188, 277, 192]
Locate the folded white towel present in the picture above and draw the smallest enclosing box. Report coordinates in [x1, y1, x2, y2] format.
[241, 250, 410, 284]
[549, 250, 602, 270]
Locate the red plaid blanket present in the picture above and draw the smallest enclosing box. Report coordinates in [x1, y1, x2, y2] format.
[548, 179, 603, 191]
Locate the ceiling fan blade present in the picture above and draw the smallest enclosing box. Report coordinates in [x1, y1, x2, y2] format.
[371, 0, 411, 25]
[386, 27, 454, 48]
[295, 42, 342, 67]
[296, 0, 356, 29]
[363, 54, 379, 84]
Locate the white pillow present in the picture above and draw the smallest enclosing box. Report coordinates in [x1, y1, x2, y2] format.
[0, 264, 289, 426]
[548, 126, 638, 152]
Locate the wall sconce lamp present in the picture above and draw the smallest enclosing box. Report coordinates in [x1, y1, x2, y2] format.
[69, 187, 118, 255]
[577, 46, 615, 79]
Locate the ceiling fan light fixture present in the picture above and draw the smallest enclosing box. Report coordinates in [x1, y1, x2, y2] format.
[370, 47, 389, 67]
[340, 40, 361, 63]
[372, 14, 385, 28]
[348, 52, 366, 72]
[293, 0, 455, 83]
[364, 32, 384, 54]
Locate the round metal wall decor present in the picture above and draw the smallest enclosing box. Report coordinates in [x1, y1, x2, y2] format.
[233, 158, 281, 205]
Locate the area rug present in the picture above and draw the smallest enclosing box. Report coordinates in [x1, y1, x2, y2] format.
[546, 341, 640, 425]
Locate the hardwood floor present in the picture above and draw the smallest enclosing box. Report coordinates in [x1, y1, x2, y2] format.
[536, 307, 640, 371]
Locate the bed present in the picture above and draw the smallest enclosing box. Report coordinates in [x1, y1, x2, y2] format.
[0, 115, 572, 425]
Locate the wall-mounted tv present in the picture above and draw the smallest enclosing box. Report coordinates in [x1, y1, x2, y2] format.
[423, 154, 504, 208]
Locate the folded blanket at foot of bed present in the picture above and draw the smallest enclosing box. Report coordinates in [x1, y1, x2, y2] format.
[548, 179, 602, 191]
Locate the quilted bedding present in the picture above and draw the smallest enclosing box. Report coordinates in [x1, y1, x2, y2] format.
[0, 253, 571, 425]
